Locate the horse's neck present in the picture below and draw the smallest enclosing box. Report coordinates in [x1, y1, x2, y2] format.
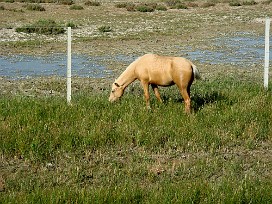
[116, 64, 136, 88]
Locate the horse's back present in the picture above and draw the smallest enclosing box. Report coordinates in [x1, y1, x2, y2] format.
[134, 54, 193, 86]
[139, 54, 192, 70]
[135, 54, 172, 85]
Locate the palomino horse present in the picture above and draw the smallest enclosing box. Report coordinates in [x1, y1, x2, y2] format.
[109, 54, 201, 113]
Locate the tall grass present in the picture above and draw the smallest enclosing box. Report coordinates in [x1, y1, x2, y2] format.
[1, 80, 271, 158]
[1, 77, 272, 203]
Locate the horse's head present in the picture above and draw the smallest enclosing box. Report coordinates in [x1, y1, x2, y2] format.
[109, 82, 124, 102]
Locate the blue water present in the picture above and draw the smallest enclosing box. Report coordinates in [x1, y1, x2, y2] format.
[0, 54, 112, 79]
[182, 35, 271, 66]
[0, 35, 271, 79]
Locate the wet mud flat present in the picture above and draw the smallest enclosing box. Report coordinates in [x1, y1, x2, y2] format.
[0, 75, 111, 97]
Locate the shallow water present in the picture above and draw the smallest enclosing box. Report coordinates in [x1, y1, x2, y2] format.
[182, 35, 271, 66]
[0, 35, 271, 79]
[0, 54, 112, 79]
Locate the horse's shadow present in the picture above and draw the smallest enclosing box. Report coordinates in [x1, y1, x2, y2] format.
[162, 91, 230, 112]
[191, 91, 229, 111]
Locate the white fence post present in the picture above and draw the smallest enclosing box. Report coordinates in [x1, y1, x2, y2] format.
[67, 27, 72, 104]
[264, 18, 270, 90]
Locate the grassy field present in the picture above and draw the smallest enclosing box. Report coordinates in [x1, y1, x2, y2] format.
[1, 68, 272, 203]
[1, 0, 272, 203]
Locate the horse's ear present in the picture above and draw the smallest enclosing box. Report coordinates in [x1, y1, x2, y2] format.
[114, 82, 120, 87]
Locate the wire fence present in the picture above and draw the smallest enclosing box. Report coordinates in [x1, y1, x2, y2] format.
[1, 25, 270, 77]
[0, 17, 271, 101]
[0, 25, 114, 79]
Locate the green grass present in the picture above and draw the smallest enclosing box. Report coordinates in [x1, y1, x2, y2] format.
[69, 4, 84, 10]
[16, 19, 65, 35]
[1, 76, 272, 203]
[115, 2, 168, 12]
[136, 4, 155, 12]
[229, 0, 242, 6]
[57, 0, 74, 5]
[84, 1, 101, 6]
[241, 0, 258, 5]
[98, 25, 112, 33]
[1, 2, 271, 201]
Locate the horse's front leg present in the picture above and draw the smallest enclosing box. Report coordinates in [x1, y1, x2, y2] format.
[141, 81, 151, 109]
[151, 84, 163, 103]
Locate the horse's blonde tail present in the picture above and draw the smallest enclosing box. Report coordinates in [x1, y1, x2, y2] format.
[192, 64, 201, 80]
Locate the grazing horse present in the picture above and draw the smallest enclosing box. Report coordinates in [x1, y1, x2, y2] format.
[109, 54, 201, 113]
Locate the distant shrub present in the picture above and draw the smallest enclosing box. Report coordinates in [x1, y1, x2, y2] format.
[126, 3, 136, 11]
[229, 1, 242, 6]
[5, 0, 15, 3]
[115, 3, 127, 8]
[241, 0, 257, 5]
[16, 0, 34, 2]
[84, 1, 100, 6]
[187, 2, 198, 7]
[58, 0, 73, 5]
[25, 4, 45, 11]
[17, 0, 48, 3]
[16, 19, 65, 35]
[116, 2, 167, 12]
[262, 0, 272, 4]
[0, 5, 5, 10]
[66, 21, 77, 29]
[201, 2, 216, 8]
[164, 0, 181, 7]
[146, 3, 158, 9]
[156, 4, 168, 11]
[70, 5, 84, 10]
[175, 3, 188, 9]
[98, 25, 112, 33]
[164, 0, 188, 9]
[136, 4, 155, 12]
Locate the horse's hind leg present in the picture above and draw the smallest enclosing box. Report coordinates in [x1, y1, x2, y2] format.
[177, 85, 191, 114]
[181, 88, 191, 114]
[151, 84, 163, 103]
